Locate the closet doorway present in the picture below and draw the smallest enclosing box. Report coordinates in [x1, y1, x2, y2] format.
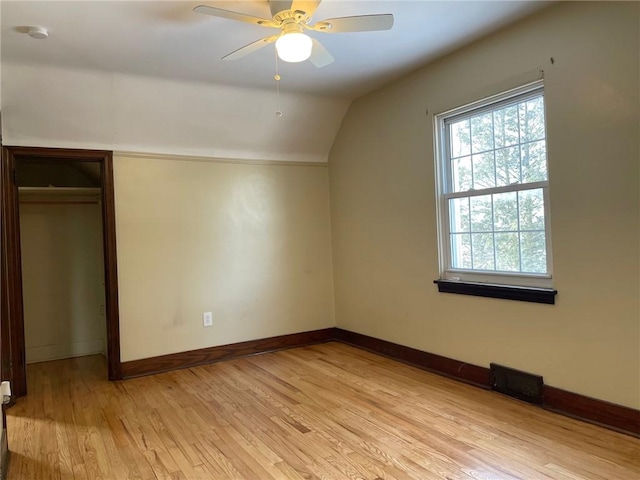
[1, 147, 121, 397]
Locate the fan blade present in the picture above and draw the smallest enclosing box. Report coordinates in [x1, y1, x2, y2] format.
[309, 38, 334, 68]
[194, 5, 277, 28]
[310, 14, 394, 33]
[222, 34, 280, 61]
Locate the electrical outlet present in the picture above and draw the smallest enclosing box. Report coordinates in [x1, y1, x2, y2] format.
[203, 312, 213, 327]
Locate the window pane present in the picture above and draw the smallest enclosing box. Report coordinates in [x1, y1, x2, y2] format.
[449, 198, 470, 233]
[519, 96, 545, 143]
[519, 189, 545, 231]
[451, 233, 472, 269]
[493, 192, 517, 231]
[495, 146, 521, 187]
[521, 140, 547, 183]
[521, 232, 546, 273]
[495, 232, 520, 272]
[438, 87, 551, 282]
[471, 233, 495, 270]
[470, 113, 493, 154]
[493, 104, 519, 148]
[472, 152, 496, 189]
[452, 155, 472, 192]
[450, 119, 471, 158]
[470, 195, 492, 232]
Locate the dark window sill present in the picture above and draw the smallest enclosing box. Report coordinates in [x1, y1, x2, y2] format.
[434, 280, 557, 304]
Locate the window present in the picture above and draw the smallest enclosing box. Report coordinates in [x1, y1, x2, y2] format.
[434, 81, 555, 299]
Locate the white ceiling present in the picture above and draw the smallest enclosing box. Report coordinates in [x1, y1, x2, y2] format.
[3, 0, 550, 100]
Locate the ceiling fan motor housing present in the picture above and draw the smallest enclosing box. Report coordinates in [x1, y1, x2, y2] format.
[270, 0, 296, 18]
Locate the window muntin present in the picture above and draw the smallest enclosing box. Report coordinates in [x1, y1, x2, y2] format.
[436, 81, 552, 288]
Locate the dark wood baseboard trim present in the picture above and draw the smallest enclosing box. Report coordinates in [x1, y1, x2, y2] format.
[543, 386, 640, 436]
[120, 326, 639, 437]
[333, 328, 491, 388]
[0, 428, 9, 480]
[332, 328, 640, 437]
[121, 328, 337, 379]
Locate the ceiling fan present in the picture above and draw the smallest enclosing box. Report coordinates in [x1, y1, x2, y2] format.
[194, 0, 394, 67]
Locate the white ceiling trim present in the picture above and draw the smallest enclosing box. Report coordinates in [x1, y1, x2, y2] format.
[115, 150, 329, 167]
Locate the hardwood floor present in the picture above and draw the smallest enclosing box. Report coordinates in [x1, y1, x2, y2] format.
[6, 342, 640, 479]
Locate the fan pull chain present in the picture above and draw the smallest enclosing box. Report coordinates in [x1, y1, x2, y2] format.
[274, 49, 283, 117]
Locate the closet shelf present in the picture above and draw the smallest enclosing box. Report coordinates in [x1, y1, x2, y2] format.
[18, 187, 101, 196]
[18, 187, 102, 204]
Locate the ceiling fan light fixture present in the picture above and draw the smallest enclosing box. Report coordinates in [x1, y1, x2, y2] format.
[275, 32, 312, 63]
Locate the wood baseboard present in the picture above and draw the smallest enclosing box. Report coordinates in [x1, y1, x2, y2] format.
[0, 427, 9, 480]
[119, 326, 639, 437]
[121, 328, 336, 378]
[333, 328, 491, 387]
[332, 328, 639, 437]
[543, 386, 640, 436]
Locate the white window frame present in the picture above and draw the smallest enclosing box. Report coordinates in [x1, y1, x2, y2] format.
[434, 80, 553, 289]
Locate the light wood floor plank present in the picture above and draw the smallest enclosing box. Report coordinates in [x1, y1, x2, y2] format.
[6, 342, 640, 479]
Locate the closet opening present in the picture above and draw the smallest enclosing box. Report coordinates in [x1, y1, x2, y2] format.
[1, 147, 121, 398]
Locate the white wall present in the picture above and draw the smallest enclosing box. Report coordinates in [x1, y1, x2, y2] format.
[114, 153, 335, 362]
[329, 2, 640, 409]
[1, 64, 349, 163]
[20, 201, 106, 363]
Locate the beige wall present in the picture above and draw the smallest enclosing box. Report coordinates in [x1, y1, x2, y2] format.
[114, 154, 335, 362]
[329, 2, 639, 408]
[20, 201, 106, 363]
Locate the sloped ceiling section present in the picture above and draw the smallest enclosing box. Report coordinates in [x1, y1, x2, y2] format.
[1, 0, 352, 162]
[1, 0, 548, 162]
[2, 62, 349, 162]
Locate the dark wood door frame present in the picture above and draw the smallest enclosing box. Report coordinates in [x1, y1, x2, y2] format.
[1, 146, 122, 397]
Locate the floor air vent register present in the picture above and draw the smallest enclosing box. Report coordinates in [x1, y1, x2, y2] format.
[490, 363, 544, 405]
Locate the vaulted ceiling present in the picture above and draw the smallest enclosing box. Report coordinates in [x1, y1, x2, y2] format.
[1, 1, 551, 161]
